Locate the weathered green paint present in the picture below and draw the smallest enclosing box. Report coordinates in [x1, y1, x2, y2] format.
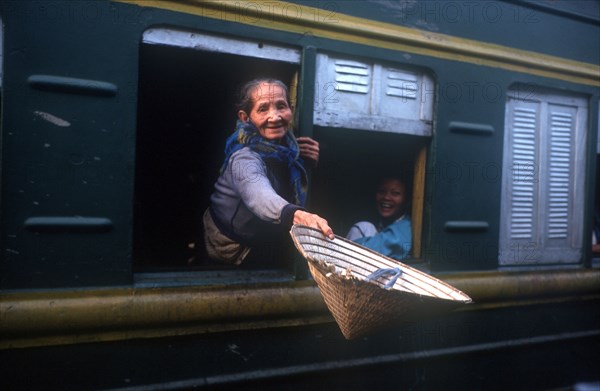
[2, 269, 598, 349]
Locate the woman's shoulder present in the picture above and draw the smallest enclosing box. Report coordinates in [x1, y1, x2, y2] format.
[229, 146, 263, 162]
[224, 148, 266, 179]
[388, 214, 411, 228]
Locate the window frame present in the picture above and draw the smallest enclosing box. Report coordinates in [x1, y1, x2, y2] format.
[133, 28, 304, 277]
[142, 28, 301, 64]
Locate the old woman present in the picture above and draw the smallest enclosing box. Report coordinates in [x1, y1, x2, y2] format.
[204, 78, 333, 264]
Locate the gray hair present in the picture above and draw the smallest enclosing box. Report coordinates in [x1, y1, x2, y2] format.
[235, 78, 290, 114]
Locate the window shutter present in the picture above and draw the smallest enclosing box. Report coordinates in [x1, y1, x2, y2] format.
[499, 100, 541, 265]
[500, 87, 587, 266]
[545, 105, 575, 241]
[509, 104, 539, 242]
[314, 53, 433, 136]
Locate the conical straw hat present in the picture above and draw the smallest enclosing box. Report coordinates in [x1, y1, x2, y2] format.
[290, 225, 472, 340]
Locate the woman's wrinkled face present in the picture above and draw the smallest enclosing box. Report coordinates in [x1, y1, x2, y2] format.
[239, 83, 292, 141]
[375, 178, 406, 219]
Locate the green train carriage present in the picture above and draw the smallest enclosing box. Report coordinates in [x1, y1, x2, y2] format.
[0, 1, 599, 389]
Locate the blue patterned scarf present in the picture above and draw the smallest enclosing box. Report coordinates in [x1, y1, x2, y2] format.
[221, 120, 308, 206]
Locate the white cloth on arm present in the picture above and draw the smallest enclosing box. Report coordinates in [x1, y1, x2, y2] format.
[346, 221, 378, 241]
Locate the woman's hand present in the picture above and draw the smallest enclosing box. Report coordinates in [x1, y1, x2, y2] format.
[297, 137, 319, 167]
[293, 210, 334, 239]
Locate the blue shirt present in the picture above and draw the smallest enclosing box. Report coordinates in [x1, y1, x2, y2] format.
[354, 216, 412, 261]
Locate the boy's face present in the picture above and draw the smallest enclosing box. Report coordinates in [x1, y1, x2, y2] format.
[375, 179, 406, 219]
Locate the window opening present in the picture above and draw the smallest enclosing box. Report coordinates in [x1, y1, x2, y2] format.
[134, 30, 300, 272]
[311, 53, 434, 263]
[311, 128, 428, 263]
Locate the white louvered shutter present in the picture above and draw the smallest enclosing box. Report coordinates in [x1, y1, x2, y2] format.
[499, 87, 587, 266]
[314, 53, 433, 136]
